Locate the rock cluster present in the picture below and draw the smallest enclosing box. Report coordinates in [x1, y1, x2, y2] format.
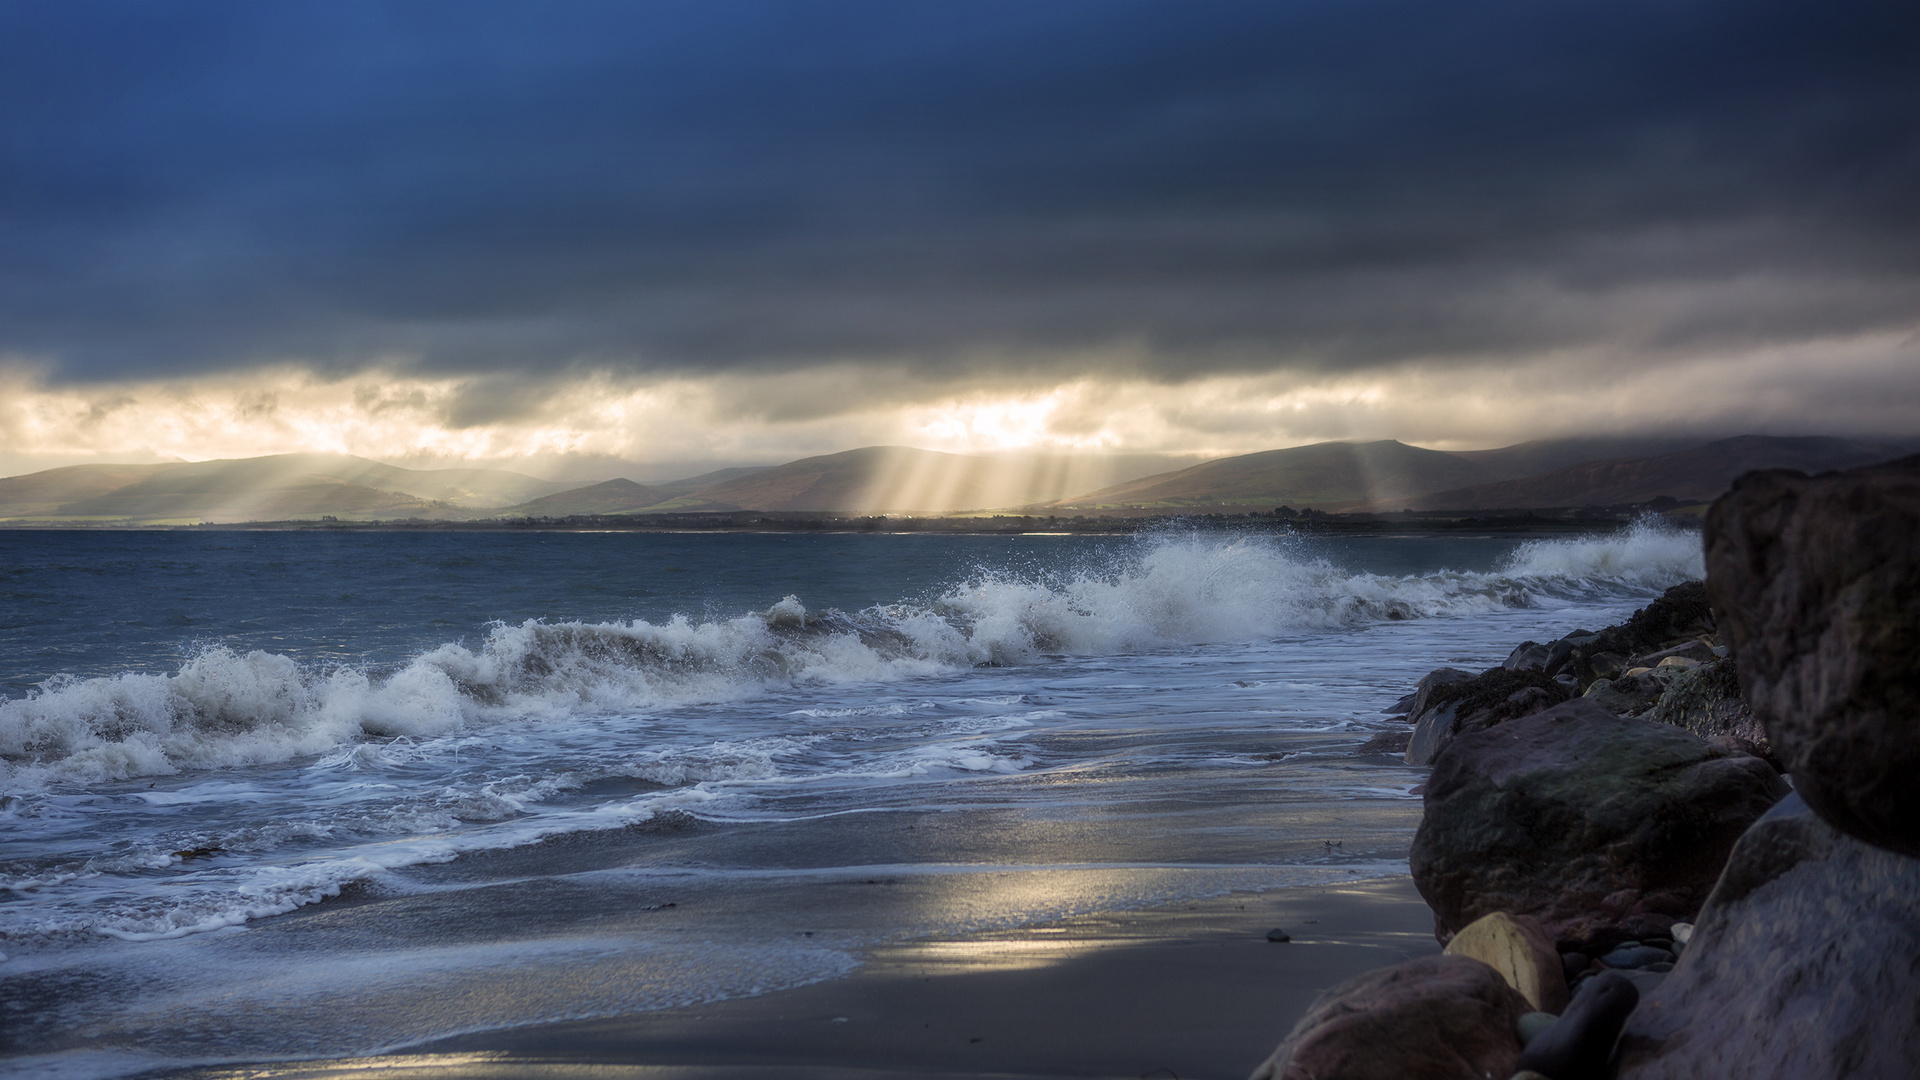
[1392, 581, 1769, 767]
[1264, 456, 1920, 1080]
[1403, 667, 1569, 766]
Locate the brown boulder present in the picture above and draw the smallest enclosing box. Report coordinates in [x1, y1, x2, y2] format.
[1410, 698, 1787, 950]
[1704, 454, 1920, 856]
[1615, 793, 1920, 1079]
[1248, 954, 1529, 1080]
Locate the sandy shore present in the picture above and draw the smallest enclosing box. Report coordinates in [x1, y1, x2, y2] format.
[156, 876, 1437, 1080]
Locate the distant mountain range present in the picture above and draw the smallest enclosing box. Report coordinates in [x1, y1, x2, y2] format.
[1, 436, 1913, 524]
[1362, 435, 1909, 512]
[1052, 440, 1497, 509]
[0, 454, 575, 524]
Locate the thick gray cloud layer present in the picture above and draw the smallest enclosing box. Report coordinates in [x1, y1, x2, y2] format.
[3, 0, 1917, 389]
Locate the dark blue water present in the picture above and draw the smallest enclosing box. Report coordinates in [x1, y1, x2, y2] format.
[0, 530, 1533, 694]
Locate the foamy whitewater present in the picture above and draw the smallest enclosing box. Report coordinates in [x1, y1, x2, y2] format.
[0, 523, 1703, 1076]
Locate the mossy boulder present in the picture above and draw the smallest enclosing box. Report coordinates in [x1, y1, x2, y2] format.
[1411, 698, 1788, 950]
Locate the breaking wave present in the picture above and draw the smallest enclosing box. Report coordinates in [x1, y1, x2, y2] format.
[0, 522, 1700, 791]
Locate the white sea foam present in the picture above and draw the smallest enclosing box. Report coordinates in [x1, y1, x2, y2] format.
[1501, 516, 1705, 588]
[0, 525, 1700, 792]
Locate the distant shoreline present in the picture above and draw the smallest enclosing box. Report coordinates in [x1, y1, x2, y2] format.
[0, 507, 1699, 535]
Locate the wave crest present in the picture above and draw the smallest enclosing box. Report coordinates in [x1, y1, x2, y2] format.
[1, 525, 1701, 790]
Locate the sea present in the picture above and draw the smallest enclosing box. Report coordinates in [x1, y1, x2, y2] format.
[0, 523, 1705, 1078]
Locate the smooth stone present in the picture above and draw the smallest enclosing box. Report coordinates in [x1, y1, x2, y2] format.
[1444, 911, 1571, 1013]
[1587, 650, 1630, 681]
[1504, 641, 1551, 672]
[1669, 922, 1693, 946]
[1515, 971, 1640, 1080]
[1655, 655, 1700, 670]
[1616, 792, 1920, 1079]
[1399, 666, 1478, 720]
[1265, 928, 1291, 943]
[1517, 1011, 1560, 1046]
[1543, 637, 1576, 676]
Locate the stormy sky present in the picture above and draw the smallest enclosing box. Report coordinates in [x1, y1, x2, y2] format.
[3, 0, 1917, 476]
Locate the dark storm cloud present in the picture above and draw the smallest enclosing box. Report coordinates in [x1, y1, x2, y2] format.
[2, 0, 1917, 383]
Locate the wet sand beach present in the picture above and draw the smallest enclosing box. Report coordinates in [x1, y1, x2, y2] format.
[158, 877, 1437, 1080]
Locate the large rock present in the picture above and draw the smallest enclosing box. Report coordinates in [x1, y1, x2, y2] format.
[1442, 911, 1569, 1013]
[1615, 793, 1920, 1079]
[1410, 698, 1788, 950]
[1402, 667, 1570, 766]
[1704, 454, 1920, 856]
[1642, 657, 1769, 752]
[1248, 954, 1528, 1080]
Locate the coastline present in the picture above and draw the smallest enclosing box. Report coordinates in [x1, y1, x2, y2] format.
[146, 876, 1439, 1080]
[2, 528, 1695, 1080]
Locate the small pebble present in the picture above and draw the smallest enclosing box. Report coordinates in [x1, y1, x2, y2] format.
[1265, 928, 1291, 943]
[1670, 922, 1694, 946]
